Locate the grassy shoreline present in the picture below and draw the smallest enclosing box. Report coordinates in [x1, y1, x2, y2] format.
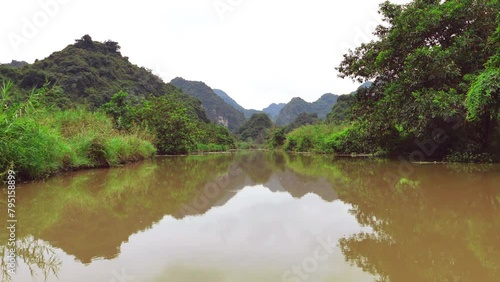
[1, 81, 239, 181]
[1, 107, 156, 181]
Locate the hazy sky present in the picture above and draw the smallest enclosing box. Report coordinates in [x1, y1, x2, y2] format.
[1, 0, 411, 110]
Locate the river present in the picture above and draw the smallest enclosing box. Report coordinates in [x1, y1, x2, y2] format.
[1, 151, 499, 282]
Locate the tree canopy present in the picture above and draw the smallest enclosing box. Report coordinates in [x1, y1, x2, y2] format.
[337, 0, 500, 160]
[238, 113, 273, 143]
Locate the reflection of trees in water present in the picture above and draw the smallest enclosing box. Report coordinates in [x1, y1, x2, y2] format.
[0, 154, 237, 266]
[235, 151, 278, 183]
[5, 152, 497, 281]
[333, 162, 500, 282]
[1, 237, 61, 282]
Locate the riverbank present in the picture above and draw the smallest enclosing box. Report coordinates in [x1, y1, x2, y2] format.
[0, 106, 156, 181]
[1, 81, 240, 181]
[271, 123, 500, 163]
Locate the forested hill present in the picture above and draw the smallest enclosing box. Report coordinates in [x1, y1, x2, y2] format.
[213, 89, 262, 119]
[212, 87, 339, 125]
[0, 35, 209, 123]
[275, 94, 339, 126]
[263, 103, 286, 121]
[4, 60, 28, 68]
[171, 78, 246, 131]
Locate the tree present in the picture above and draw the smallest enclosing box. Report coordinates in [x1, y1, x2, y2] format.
[137, 95, 197, 154]
[101, 91, 136, 131]
[288, 112, 320, 131]
[74, 34, 94, 49]
[267, 126, 287, 148]
[337, 0, 499, 158]
[326, 95, 355, 125]
[104, 40, 121, 54]
[238, 113, 273, 143]
[465, 22, 500, 146]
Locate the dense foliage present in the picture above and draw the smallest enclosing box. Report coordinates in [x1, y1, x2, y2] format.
[333, 0, 500, 161]
[267, 113, 322, 149]
[237, 113, 273, 143]
[326, 94, 355, 125]
[0, 35, 209, 124]
[289, 112, 321, 129]
[0, 82, 155, 179]
[274, 0, 500, 162]
[102, 91, 235, 155]
[0, 36, 238, 179]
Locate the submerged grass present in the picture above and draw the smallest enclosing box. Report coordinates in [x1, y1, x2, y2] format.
[0, 83, 156, 180]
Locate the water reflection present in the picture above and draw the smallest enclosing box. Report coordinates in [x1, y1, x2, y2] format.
[0, 151, 498, 281]
[331, 161, 500, 282]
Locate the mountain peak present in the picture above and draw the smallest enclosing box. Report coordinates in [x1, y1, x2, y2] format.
[170, 78, 246, 131]
[275, 94, 339, 126]
[290, 97, 306, 103]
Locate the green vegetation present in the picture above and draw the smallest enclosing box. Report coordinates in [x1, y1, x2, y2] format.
[282, 154, 500, 281]
[0, 82, 155, 179]
[271, 0, 500, 162]
[335, 0, 500, 161]
[0, 35, 210, 123]
[0, 153, 237, 280]
[326, 94, 355, 125]
[287, 112, 321, 130]
[170, 77, 246, 131]
[0, 36, 236, 180]
[237, 113, 273, 143]
[101, 91, 235, 155]
[282, 124, 344, 153]
[275, 94, 338, 126]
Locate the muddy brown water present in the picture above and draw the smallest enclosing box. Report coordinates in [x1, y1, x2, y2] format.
[1, 151, 499, 282]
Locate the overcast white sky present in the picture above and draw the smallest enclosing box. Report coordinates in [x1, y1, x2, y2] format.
[1, 0, 411, 110]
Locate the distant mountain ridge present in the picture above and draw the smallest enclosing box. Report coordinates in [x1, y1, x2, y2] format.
[213, 88, 339, 126]
[263, 103, 286, 121]
[2, 60, 29, 68]
[171, 78, 246, 131]
[213, 89, 288, 121]
[213, 89, 261, 119]
[0, 35, 210, 123]
[275, 93, 339, 126]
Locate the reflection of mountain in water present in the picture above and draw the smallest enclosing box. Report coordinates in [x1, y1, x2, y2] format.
[171, 152, 338, 217]
[265, 171, 337, 202]
[2, 152, 499, 282]
[0, 152, 339, 267]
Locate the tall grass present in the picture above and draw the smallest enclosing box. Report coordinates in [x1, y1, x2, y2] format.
[284, 124, 345, 153]
[283, 123, 387, 155]
[0, 83, 156, 180]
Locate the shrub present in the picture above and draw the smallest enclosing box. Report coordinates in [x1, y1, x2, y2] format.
[0, 118, 68, 179]
[195, 143, 229, 153]
[284, 124, 340, 153]
[445, 142, 495, 163]
[0, 84, 156, 180]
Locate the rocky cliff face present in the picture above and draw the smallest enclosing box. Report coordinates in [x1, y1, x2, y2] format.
[171, 77, 246, 131]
